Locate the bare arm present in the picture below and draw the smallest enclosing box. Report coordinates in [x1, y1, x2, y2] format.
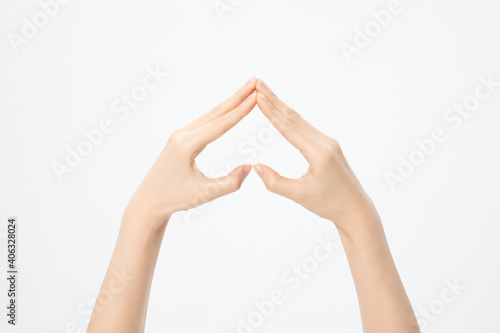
[85, 213, 168, 333]
[253, 79, 420, 333]
[86, 78, 257, 333]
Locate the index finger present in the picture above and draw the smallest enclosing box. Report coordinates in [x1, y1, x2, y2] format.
[191, 91, 257, 149]
[185, 77, 257, 131]
[256, 92, 319, 164]
[256, 79, 330, 143]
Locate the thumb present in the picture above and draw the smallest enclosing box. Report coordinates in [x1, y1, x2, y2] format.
[253, 164, 302, 201]
[205, 164, 252, 200]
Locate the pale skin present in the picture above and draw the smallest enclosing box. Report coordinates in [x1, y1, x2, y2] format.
[86, 78, 420, 333]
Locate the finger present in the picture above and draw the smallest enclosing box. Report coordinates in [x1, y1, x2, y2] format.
[256, 79, 329, 142]
[191, 91, 257, 149]
[253, 164, 303, 202]
[257, 92, 318, 163]
[202, 164, 252, 201]
[185, 77, 257, 131]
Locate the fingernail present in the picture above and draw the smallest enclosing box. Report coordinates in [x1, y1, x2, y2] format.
[243, 165, 252, 177]
[257, 92, 269, 103]
[245, 77, 256, 86]
[244, 91, 257, 102]
[259, 79, 268, 89]
[253, 164, 264, 177]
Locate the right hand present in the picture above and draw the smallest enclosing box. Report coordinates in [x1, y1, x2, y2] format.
[253, 79, 380, 233]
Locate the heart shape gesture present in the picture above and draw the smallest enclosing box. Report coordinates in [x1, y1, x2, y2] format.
[88, 78, 421, 333]
[124, 77, 375, 232]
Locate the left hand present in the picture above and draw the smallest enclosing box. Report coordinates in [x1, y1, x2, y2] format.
[125, 78, 257, 230]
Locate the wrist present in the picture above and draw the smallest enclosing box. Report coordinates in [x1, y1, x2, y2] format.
[124, 190, 175, 224]
[333, 211, 384, 245]
[329, 191, 382, 239]
[122, 201, 171, 237]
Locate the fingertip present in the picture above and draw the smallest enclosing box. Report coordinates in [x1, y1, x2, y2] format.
[242, 164, 252, 177]
[245, 77, 256, 88]
[253, 164, 264, 177]
[256, 78, 268, 91]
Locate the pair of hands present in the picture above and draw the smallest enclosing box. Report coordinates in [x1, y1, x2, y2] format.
[89, 78, 419, 333]
[125, 78, 378, 235]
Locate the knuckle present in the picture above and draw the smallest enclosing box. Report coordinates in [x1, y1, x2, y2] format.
[275, 121, 288, 133]
[234, 179, 243, 190]
[169, 132, 193, 150]
[283, 107, 295, 117]
[264, 177, 276, 191]
[202, 181, 219, 200]
[283, 107, 300, 121]
[317, 146, 337, 166]
[328, 138, 342, 153]
[169, 129, 187, 142]
[279, 126, 289, 136]
[226, 174, 241, 190]
[173, 128, 183, 135]
[169, 129, 182, 140]
[282, 119, 297, 133]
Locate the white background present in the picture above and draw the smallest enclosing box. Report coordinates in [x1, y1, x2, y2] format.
[1, 0, 500, 332]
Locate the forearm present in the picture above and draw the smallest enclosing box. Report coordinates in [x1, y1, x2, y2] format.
[87, 211, 169, 333]
[251, 79, 420, 331]
[337, 214, 419, 333]
[86, 79, 255, 332]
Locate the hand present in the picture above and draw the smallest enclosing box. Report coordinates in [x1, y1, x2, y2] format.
[253, 79, 379, 234]
[124, 78, 257, 229]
